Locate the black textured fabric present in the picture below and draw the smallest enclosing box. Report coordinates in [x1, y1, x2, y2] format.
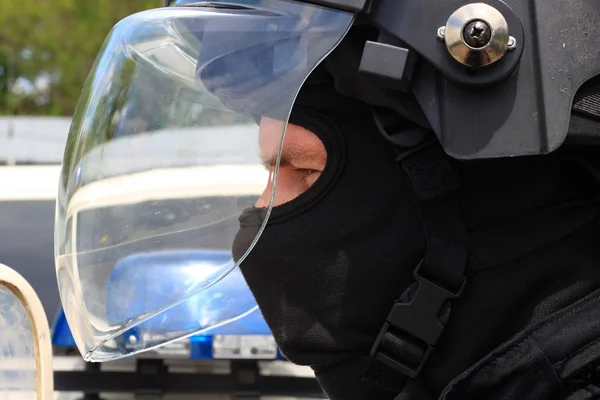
[423, 211, 600, 399]
[565, 386, 600, 400]
[568, 114, 600, 146]
[415, 158, 600, 397]
[436, 264, 600, 400]
[568, 76, 600, 145]
[311, 356, 402, 399]
[573, 76, 600, 120]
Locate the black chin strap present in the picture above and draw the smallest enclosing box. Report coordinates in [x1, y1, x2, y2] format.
[363, 108, 468, 396]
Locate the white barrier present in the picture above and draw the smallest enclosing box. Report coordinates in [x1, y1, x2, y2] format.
[0, 263, 54, 400]
[0, 166, 61, 201]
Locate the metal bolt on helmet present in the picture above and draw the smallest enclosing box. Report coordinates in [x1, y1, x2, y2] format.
[437, 3, 517, 68]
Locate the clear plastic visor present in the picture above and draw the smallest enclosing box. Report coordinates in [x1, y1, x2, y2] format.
[54, 1, 353, 361]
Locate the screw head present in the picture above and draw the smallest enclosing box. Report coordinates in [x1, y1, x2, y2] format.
[442, 3, 511, 68]
[463, 20, 492, 48]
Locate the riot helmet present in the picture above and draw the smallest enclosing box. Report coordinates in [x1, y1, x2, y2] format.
[54, 1, 600, 399]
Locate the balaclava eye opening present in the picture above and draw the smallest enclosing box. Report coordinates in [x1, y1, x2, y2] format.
[262, 107, 346, 223]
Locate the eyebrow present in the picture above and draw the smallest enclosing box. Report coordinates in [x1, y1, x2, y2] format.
[260, 143, 326, 168]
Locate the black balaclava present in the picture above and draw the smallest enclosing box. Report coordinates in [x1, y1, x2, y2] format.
[232, 103, 427, 399]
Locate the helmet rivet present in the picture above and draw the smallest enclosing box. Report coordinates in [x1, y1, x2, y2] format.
[438, 3, 515, 68]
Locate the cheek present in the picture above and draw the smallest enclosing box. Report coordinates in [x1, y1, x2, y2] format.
[303, 172, 321, 188]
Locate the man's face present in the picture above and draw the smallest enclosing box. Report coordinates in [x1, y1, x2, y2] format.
[256, 116, 327, 207]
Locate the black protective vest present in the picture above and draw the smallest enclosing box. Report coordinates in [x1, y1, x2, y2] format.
[368, 133, 600, 400]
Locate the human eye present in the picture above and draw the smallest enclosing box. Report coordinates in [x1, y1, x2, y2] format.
[293, 167, 322, 186]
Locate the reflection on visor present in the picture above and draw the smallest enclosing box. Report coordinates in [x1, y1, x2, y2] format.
[102, 251, 258, 357]
[54, 0, 353, 361]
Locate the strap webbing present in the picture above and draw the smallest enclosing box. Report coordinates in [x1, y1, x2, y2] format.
[397, 141, 467, 292]
[363, 115, 468, 396]
[573, 75, 600, 120]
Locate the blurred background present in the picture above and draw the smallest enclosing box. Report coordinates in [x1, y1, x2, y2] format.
[0, 1, 161, 163]
[0, 1, 157, 118]
[0, 2, 318, 399]
[0, 0, 160, 330]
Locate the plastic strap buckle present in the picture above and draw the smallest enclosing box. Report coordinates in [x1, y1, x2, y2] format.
[369, 261, 466, 378]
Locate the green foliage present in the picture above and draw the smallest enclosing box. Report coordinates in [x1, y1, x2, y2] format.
[0, 0, 160, 116]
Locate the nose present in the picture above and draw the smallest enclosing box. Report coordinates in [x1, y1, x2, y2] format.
[256, 184, 272, 208]
[255, 170, 274, 208]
